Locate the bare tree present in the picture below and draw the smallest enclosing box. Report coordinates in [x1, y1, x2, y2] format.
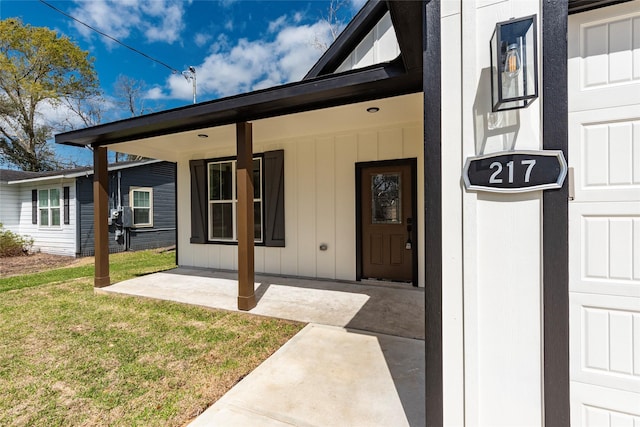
[312, 0, 346, 51]
[114, 75, 150, 118]
[112, 75, 156, 162]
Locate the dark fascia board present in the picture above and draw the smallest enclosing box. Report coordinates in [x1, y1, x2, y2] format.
[56, 60, 421, 148]
[386, 1, 423, 72]
[568, 0, 630, 14]
[303, 0, 389, 80]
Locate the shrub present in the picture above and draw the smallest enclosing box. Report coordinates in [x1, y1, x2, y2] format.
[0, 223, 33, 257]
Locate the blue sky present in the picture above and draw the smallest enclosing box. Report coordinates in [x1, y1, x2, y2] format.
[0, 0, 365, 165]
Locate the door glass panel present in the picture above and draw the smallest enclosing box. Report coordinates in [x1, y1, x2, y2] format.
[371, 173, 402, 224]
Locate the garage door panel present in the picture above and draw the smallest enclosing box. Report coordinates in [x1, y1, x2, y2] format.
[570, 3, 640, 423]
[569, 105, 640, 202]
[570, 202, 640, 297]
[571, 382, 640, 427]
[569, 3, 640, 113]
[570, 293, 640, 392]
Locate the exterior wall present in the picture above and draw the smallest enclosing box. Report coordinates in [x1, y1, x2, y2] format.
[14, 179, 77, 257]
[441, 0, 544, 424]
[76, 162, 176, 256]
[0, 182, 21, 230]
[335, 11, 400, 73]
[177, 123, 425, 286]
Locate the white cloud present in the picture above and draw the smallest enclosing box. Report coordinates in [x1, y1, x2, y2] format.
[70, 0, 189, 45]
[268, 15, 287, 33]
[151, 18, 334, 102]
[194, 32, 213, 48]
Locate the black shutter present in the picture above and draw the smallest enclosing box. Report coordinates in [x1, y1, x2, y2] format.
[63, 186, 70, 225]
[264, 150, 285, 247]
[31, 190, 37, 224]
[189, 159, 208, 243]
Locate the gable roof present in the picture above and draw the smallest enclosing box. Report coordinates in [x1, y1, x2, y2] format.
[304, 0, 423, 79]
[55, 2, 423, 149]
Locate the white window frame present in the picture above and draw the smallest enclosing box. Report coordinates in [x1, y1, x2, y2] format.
[38, 188, 62, 228]
[207, 157, 263, 243]
[130, 187, 153, 227]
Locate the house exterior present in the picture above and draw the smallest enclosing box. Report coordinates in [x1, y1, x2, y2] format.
[54, 0, 640, 425]
[0, 160, 176, 257]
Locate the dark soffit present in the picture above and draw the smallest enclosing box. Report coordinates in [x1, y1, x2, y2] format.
[568, 0, 631, 14]
[55, 60, 421, 148]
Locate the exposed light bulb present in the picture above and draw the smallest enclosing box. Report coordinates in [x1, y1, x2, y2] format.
[504, 43, 521, 78]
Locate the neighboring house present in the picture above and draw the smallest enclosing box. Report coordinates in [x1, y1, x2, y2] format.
[0, 160, 176, 257]
[54, 0, 640, 425]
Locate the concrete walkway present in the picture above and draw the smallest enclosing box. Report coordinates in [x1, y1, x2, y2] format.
[99, 268, 425, 426]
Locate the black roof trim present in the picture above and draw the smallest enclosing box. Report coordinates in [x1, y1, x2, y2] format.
[56, 60, 421, 148]
[386, 1, 423, 73]
[304, 0, 389, 80]
[568, 0, 631, 14]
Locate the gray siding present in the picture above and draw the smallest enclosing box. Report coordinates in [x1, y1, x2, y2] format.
[77, 162, 176, 256]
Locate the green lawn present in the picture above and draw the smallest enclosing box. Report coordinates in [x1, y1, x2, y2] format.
[0, 250, 303, 426]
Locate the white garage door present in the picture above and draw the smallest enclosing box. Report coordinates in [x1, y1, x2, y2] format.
[569, 2, 640, 424]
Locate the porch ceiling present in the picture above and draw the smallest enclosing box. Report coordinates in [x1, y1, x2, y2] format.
[108, 92, 423, 162]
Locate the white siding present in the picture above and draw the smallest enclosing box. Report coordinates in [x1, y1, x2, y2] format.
[13, 180, 77, 257]
[176, 123, 424, 286]
[0, 182, 21, 230]
[335, 11, 400, 73]
[441, 0, 544, 424]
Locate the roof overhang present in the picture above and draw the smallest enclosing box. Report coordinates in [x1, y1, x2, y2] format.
[7, 159, 162, 184]
[105, 92, 423, 162]
[56, 60, 421, 149]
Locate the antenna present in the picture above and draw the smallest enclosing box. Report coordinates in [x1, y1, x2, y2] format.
[182, 67, 197, 104]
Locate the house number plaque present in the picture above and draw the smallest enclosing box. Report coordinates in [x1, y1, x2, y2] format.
[463, 150, 567, 193]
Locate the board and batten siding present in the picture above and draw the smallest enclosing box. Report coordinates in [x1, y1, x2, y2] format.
[335, 11, 400, 73]
[14, 179, 77, 256]
[440, 0, 545, 424]
[177, 123, 425, 286]
[76, 161, 176, 256]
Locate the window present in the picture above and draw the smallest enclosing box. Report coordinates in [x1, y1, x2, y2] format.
[38, 189, 61, 227]
[130, 188, 153, 227]
[189, 150, 284, 247]
[207, 158, 262, 242]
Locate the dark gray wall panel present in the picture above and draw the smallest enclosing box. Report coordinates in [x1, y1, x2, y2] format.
[77, 162, 176, 256]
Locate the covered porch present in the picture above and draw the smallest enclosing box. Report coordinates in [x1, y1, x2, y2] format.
[97, 267, 424, 340]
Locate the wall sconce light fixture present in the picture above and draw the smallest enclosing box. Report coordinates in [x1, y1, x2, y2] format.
[490, 15, 538, 112]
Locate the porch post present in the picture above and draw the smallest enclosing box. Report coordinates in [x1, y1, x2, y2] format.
[93, 145, 110, 288]
[236, 122, 256, 311]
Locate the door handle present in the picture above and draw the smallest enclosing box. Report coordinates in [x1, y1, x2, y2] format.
[406, 218, 412, 249]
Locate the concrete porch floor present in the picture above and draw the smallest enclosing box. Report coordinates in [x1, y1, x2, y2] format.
[99, 267, 425, 426]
